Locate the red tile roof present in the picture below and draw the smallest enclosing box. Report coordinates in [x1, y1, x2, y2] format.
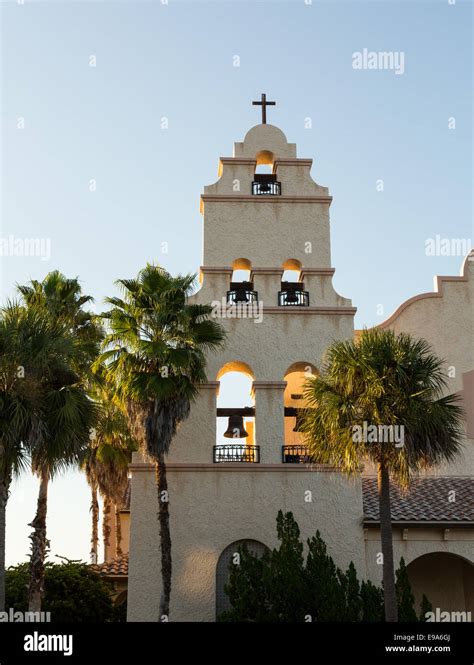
[363, 476, 474, 525]
[92, 554, 129, 577]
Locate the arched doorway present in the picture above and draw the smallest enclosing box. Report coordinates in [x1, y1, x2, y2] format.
[215, 539, 268, 619]
[407, 552, 474, 617]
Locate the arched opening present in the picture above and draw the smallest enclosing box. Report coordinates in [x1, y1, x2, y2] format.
[216, 539, 269, 619]
[406, 552, 474, 616]
[231, 258, 251, 283]
[252, 151, 280, 195]
[215, 363, 257, 463]
[282, 362, 318, 463]
[216, 361, 255, 382]
[256, 150, 274, 167]
[228, 259, 257, 305]
[282, 258, 302, 283]
[279, 260, 309, 306]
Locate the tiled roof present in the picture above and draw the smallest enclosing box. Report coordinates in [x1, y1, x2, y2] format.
[363, 476, 474, 525]
[92, 554, 129, 577]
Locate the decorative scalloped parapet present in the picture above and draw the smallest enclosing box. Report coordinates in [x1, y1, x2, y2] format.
[202, 124, 329, 198]
[372, 252, 474, 475]
[234, 124, 297, 159]
[377, 250, 473, 330]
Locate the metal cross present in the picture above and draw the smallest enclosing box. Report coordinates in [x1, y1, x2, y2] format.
[252, 93, 276, 124]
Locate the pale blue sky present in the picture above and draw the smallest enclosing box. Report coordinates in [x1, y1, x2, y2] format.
[1, 0, 472, 565]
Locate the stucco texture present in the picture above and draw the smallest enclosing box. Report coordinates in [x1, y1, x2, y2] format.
[128, 463, 365, 622]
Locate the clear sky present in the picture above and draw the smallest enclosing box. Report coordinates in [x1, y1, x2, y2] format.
[1, 0, 472, 566]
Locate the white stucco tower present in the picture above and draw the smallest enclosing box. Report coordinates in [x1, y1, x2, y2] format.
[127, 121, 367, 621]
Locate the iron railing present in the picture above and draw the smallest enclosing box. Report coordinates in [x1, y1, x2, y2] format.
[282, 445, 313, 464]
[251, 180, 281, 196]
[213, 445, 260, 463]
[278, 289, 310, 306]
[226, 289, 259, 305]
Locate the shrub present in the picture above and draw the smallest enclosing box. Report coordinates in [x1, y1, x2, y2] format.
[220, 511, 429, 622]
[6, 560, 115, 622]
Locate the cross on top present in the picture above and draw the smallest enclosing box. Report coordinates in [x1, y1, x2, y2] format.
[252, 93, 276, 124]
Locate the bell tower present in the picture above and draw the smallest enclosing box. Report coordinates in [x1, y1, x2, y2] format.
[189, 111, 357, 467]
[200, 122, 333, 269]
[127, 105, 365, 622]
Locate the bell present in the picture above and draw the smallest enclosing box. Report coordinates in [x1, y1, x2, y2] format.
[285, 289, 299, 304]
[224, 414, 249, 439]
[234, 288, 249, 303]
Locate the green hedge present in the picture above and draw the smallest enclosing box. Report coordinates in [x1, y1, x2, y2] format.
[219, 511, 431, 622]
[6, 560, 118, 622]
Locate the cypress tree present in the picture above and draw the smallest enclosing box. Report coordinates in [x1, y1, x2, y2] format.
[395, 557, 418, 621]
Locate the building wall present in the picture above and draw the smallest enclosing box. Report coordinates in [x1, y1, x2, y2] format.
[127, 461, 366, 622]
[375, 253, 474, 476]
[365, 529, 474, 614]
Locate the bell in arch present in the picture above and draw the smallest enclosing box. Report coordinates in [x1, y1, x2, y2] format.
[285, 290, 299, 304]
[224, 414, 249, 439]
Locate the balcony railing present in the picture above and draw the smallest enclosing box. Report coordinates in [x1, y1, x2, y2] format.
[282, 445, 313, 464]
[252, 180, 281, 196]
[278, 289, 310, 306]
[227, 289, 259, 305]
[213, 444, 260, 463]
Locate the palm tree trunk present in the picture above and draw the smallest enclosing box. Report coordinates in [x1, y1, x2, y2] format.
[115, 504, 123, 558]
[378, 462, 398, 622]
[28, 467, 50, 612]
[102, 496, 112, 561]
[90, 483, 99, 564]
[0, 471, 10, 612]
[155, 454, 171, 619]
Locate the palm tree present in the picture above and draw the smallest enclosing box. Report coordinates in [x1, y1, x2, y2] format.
[17, 271, 101, 398]
[17, 270, 102, 364]
[28, 380, 97, 611]
[86, 442, 130, 559]
[84, 458, 100, 564]
[0, 303, 84, 611]
[16, 273, 101, 612]
[84, 387, 136, 562]
[98, 264, 225, 618]
[301, 328, 464, 622]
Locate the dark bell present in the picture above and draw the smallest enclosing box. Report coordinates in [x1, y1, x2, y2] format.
[234, 288, 249, 303]
[285, 290, 299, 304]
[224, 414, 249, 439]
